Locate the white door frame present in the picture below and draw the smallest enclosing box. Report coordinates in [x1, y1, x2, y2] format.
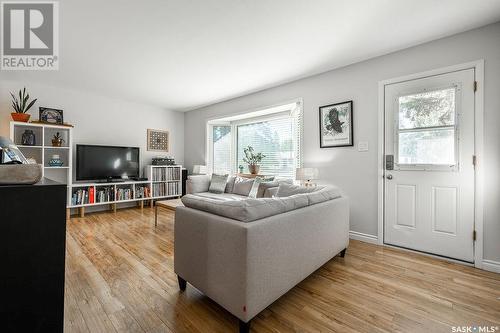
[377, 60, 484, 269]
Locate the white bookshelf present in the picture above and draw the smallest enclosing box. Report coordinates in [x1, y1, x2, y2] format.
[10, 121, 73, 186]
[68, 165, 182, 216]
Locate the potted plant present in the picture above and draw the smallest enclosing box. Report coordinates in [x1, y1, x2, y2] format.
[243, 146, 265, 174]
[10, 87, 37, 122]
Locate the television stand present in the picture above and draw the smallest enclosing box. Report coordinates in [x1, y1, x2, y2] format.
[67, 165, 182, 218]
[95, 178, 125, 183]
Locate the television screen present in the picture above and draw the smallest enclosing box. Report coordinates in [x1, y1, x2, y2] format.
[76, 145, 140, 181]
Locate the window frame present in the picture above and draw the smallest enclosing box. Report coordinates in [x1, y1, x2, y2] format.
[394, 83, 461, 172]
[207, 101, 303, 177]
[234, 111, 297, 178]
[207, 122, 233, 175]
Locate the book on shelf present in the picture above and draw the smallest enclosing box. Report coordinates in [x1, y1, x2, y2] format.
[135, 185, 150, 199]
[95, 186, 114, 203]
[72, 187, 93, 206]
[115, 187, 133, 201]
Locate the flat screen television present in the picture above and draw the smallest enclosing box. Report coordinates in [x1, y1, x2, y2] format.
[76, 144, 140, 181]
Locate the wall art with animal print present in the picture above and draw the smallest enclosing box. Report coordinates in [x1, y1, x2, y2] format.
[319, 100, 353, 147]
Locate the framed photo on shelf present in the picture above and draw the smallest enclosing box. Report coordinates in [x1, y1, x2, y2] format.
[319, 100, 353, 148]
[39, 107, 64, 125]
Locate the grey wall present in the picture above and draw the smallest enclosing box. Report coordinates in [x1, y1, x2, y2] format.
[0, 81, 185, 177]
[184, 22, 500, 262]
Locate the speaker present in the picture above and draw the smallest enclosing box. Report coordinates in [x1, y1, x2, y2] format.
[181, 168, 188, 196]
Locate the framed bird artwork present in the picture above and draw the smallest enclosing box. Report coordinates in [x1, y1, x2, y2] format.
[319, 100, 353, 148]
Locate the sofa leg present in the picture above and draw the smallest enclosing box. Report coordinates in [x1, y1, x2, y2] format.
[177, 276, 187, 291]
[339, 248, 347, 257]
[239, 319, 251, 333]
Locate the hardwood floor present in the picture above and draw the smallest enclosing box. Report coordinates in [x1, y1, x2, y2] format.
[65, 207, 500, 333]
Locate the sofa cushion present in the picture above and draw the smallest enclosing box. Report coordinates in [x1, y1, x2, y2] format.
[186, 174, 211, 194]
[255, 181, 279, 198]
[306, 186, 342, 205]
[225, 175, 236, 193]
[190, 192, 247, 201]
[264, 187, 279, 198]
[209, 174, 229, 194]
[181, 194, 309, 222]
[232, 177, 255, 196]
[248, 177, 278, 198]
[276, 183, 319, 197]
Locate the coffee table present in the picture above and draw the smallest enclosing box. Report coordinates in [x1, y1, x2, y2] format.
[155, 198, 184, 226]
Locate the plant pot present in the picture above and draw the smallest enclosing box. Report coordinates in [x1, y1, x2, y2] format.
[248, 165, 260, 175]
[11, 113, 30, 122]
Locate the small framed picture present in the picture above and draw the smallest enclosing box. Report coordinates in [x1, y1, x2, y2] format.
[319, 100, 353, 148]
[147, 129, 169, 152]
[39, 107, 64, 125]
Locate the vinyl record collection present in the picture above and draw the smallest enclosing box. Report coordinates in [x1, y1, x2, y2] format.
[152, 182, 179, 197]
[151, 167, 180, 181]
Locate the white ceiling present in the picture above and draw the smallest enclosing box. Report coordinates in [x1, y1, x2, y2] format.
[3, 0, 500, 111]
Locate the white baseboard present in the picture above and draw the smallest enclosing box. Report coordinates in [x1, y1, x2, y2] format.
[482, 260, 500, 273]
[349, 231, 378, 244]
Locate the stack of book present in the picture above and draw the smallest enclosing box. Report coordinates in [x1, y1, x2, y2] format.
[116, 187, 133, 201]
[135, 185, 150, 198]
[95, 186, 114, 203]
[71, 187, 94, 205]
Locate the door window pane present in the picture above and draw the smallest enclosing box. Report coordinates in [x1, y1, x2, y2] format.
[399, 88, 455, 129]
[212, 126, 231, 174]
[398, 129, 455, 165]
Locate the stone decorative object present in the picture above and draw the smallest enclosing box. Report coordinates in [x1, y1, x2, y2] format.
[0, 164, 42, 185]
[48, 154, 63, 167]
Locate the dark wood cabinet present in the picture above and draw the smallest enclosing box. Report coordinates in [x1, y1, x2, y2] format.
[0, 179, 67, 333]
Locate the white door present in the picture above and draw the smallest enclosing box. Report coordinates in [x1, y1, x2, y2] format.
[384, 69, 475, 262]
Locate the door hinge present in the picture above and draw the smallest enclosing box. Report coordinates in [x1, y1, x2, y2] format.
[473, 230, 477, 241]
[473, 155, 477, 167]
[474, 81, 478, 92]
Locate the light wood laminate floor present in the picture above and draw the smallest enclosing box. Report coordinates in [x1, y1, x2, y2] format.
[65, 207, 500, 333]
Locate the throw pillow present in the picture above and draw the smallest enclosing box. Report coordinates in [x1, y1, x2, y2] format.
[225, 175, 236, 193]
[275, 183, 316, 197]
[232, 177, 255, 196]
[264, 186, 279, 198]
[209, 174, 229, 194]
[256, 181, 279, 198]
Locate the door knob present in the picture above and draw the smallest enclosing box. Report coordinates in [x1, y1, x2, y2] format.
[386, 174, 393, 180]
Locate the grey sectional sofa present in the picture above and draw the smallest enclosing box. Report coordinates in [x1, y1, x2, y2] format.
[174, 175, 349, 333]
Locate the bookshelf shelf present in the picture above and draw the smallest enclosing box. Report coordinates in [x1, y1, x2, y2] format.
[67, 165, 182, 216]
[16, 145, 43, 148]
[10, 121, 73, 201]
